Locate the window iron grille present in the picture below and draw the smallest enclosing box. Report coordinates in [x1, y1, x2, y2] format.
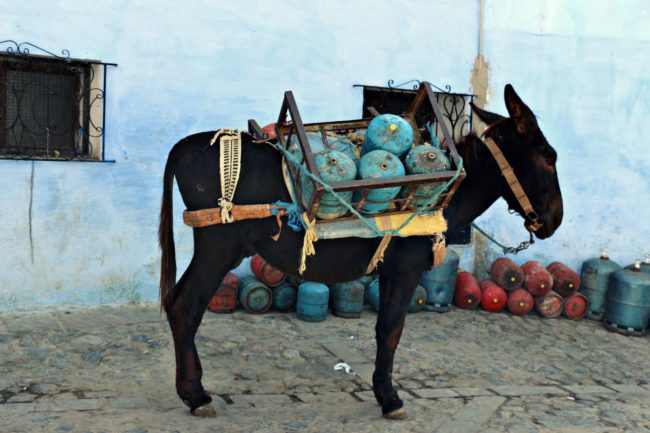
[0, 40, 117, 161]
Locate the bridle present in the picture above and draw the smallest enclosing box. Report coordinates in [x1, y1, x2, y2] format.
[472, 120, 544, 254]
[481, 136, 543, 233]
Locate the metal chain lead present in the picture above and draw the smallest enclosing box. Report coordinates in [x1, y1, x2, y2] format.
[471, 223, 534, 255]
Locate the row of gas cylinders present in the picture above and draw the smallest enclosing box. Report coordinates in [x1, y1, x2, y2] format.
[579, 252, 650, 336]
[208, 255, 432, 322]
[452, 258, 588, 319]
[292, 113, 452, 218]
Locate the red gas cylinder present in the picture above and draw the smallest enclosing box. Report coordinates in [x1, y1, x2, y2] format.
[563, 293, 588, 320]
[507, 288, 534, 315]
[521, 261, 553, 297]
[546, 262, 580, 298]
[454, 272, 482, 310]
[489, 258, 524, 291]
[478, 279, 507, 313]
[208, 272, 240, 313]
[534, 290, 564, 318]
[250, 255, 286, 287]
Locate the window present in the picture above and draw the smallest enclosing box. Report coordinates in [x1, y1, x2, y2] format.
[0, 41, 116, 161]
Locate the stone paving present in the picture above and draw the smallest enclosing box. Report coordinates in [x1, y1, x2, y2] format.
[2, 303, 650, 432]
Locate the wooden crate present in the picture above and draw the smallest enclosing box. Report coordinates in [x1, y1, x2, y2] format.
[251, 81, 466, 223]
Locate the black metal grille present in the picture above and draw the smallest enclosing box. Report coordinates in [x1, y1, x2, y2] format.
[356, 80, 475, 144]
[0, 41, 115, 161]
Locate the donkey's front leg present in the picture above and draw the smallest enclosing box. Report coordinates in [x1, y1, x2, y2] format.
[372, 239, 431, 420]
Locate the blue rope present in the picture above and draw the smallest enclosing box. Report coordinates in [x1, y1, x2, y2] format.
[274, 140, 464, 237]
[272, 200, 305, 232]
[426, 121, 441, 148]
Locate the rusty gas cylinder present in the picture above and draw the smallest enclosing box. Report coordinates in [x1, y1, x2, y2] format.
[521, 261, 553, 297]
[534, 290, 564, 318]
[208, 272, 240, 313]
[238, 277, 273, 314]
[563, 293, 588, 320]
[478, 279, 507, 313]
[454, 272, 481, 310]
[546, 261, 580, 298]
[489, 258, 524, 291]
[507, 288, 534, 315]
[250, 254, 286, 287]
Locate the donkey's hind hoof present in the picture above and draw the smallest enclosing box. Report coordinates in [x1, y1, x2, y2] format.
[192, 403, 216, 418]
[383, 407, 408, 421]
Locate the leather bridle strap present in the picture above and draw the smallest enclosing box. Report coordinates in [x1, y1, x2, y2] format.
[482, 137, 543, 232]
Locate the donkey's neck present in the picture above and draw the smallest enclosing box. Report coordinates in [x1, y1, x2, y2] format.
[443, 135, 503, 232]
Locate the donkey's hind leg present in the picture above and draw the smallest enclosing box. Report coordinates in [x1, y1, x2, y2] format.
[163, 225, 245, 417]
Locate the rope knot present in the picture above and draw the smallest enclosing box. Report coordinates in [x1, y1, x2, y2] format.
[299, 213, 318, 275]
[219, 198, 234, 223]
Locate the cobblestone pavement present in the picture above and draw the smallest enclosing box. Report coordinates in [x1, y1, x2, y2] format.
[2, 304, 650, 433]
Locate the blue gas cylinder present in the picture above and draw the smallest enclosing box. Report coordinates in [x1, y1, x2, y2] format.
[604, 260, 650, 336]
[301, 149, 357, 219]
[362, 114, 414, 158]
[399, 144, 452, 208]
[353, 150, 405, 214]
[272, 283, 298, 312]
[367, 278, 381, 311]
[408, 285, 428, 313]
[296, 282, 329, 322]
[329, 135, 361, 166]
[330, 279, 365, 318]
[367, 278, 428, 314]
[238, 277, 273, 314]
[579, 250, 621, 320]
[420, 249, 460, 312]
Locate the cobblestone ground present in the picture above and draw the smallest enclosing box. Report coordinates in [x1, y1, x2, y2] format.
[1, 304, 650, 433]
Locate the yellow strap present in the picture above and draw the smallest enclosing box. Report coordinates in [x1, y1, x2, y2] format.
[366, 235, 393, 274]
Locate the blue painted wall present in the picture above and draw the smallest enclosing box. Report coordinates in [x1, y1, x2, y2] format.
[0, 0, 479, 310]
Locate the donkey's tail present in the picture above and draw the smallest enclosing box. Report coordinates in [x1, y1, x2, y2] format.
[159, 151, 177, 310]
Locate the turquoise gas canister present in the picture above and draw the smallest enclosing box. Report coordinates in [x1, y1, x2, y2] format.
[399, 144, 452, 208]
[408, 285, 428, 313]
[604, 260, 650, 336]
[367, 278, 428, 314]
[353, 150, 405, 214]
[330, 280, 365, 318]
[419, 249, 460, 312]
[367, 278, 381, 311]
[580, 250, 621, 320]
[272, 283, 298, 312]
[362, 114, 414, 158]
[301, 149, 357, 219]
[238, 277, 273, 314]
[296, 282, 329, 322]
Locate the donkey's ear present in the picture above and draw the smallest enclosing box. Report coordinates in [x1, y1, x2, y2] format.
[504, 84, 537, 134]
[470, 102, 505, 126]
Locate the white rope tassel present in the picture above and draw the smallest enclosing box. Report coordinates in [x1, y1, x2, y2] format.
[216, 129, 241, 224]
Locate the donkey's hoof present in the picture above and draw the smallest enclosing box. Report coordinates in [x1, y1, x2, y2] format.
[192, 403, 216, 418]
[383, 407, 408, 421]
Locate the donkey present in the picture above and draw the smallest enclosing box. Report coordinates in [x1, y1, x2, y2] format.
[158, 84, 563, 419]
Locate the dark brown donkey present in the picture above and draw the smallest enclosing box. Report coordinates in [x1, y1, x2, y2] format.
[158, 85, 563, 419]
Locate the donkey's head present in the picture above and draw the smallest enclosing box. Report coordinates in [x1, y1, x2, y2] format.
[471, 85, 563, 239]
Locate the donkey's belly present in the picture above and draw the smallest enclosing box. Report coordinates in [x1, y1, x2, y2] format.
[256, 230, 382, 284]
